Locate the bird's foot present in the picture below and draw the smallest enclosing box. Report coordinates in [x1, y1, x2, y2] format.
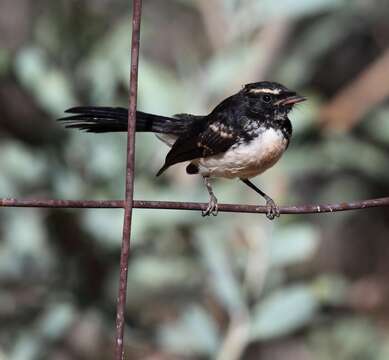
[202, 194, 218, 217]
[265, 198, 280, 220]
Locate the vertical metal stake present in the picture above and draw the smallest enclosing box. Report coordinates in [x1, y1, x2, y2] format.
[115, 0, 142, 359]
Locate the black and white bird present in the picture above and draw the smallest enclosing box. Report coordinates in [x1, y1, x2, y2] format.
[59, 81, 305, 219]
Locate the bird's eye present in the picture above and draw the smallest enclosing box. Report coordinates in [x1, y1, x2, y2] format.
[262, 94, 272, 103]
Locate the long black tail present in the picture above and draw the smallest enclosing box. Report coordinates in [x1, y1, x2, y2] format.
[59, 106, 189, 135]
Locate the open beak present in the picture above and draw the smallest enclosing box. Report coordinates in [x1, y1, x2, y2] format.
[275, 95, 306, 106]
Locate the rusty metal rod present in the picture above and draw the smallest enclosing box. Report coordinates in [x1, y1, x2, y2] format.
[115, 0, 142, 359]
[1, 197, 389, 214]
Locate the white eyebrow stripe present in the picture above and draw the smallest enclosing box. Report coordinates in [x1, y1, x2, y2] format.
[248, 88, 281, 95]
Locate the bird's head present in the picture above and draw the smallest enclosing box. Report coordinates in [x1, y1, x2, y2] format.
[241, 81, 306, 119]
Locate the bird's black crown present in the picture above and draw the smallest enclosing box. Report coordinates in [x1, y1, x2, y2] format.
[243, 81, 289, 94]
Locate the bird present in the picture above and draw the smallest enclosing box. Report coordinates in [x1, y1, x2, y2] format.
[59, 81, 306, 220]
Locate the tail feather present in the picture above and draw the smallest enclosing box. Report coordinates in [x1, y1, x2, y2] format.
[59, 106, 190, 135]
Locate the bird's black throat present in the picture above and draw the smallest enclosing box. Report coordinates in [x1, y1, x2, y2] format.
[237, 103, 293, 146]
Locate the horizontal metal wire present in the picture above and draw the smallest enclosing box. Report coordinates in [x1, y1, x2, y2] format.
[1, 197, 388, 214]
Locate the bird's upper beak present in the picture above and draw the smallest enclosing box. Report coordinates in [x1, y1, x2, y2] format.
[274, 94, 306, 106]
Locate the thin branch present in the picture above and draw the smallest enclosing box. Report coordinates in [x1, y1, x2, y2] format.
[115, 1, 142, 359]
[1, 197, 388, 214]
[320, 48, 389, 131]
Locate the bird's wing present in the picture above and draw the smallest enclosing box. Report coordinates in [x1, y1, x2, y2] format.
[156, 117, 238, 176]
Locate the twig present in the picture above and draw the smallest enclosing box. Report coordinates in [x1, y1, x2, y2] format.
[1, 197, 388, 214]
[197, 0, 229, 50]
[115, 1, 142, 359]
[320, 48, 389, 131]
[216, 311, 250, 360]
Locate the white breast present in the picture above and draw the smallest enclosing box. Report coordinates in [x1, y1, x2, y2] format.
[197, 128, 288, 179]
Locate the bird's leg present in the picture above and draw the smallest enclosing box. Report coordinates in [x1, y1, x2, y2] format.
[202, 176, 218, 217]
[240, 178, 280, 220]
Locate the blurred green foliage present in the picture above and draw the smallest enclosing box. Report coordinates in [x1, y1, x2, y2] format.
[1, 0, 389, 359]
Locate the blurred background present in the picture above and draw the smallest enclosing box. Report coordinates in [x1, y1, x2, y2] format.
[1, 0, 389, 359]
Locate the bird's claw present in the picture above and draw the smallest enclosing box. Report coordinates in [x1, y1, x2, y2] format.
[202, 195, 218, 217]
[265, 198, 280, 220]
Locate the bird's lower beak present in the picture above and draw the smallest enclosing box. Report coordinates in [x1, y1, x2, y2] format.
[275, 95, 306, 106]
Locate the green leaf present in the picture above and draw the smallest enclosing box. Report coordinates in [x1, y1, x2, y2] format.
[15, 47, 76, 114]
[127, 256, 199, 290]
[82, 209, 124, 248]
[251, 284, 318, 340]
[366, 107, 389, 144]
[312, 274, 348, 305]
[9, 334, 40, 360]
[0, 142, 47, 185]
[158, 305, 219, 356]
[270, 224, 319, 267]
[38, 303, 76, 340]
[196, 227, 245, 313]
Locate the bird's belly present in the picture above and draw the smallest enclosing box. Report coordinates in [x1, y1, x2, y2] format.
[197, 129, 288, 179]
